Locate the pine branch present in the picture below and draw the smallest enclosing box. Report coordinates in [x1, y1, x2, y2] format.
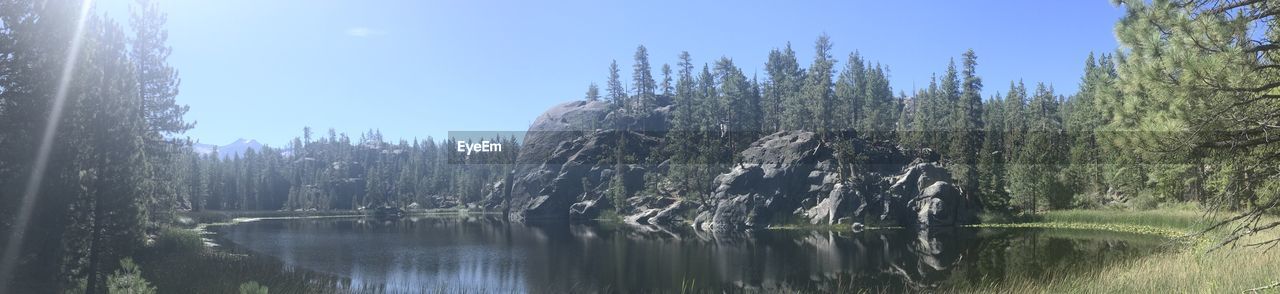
[1207, 0, 1267, 15]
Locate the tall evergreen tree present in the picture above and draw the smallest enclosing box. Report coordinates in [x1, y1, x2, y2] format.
[765, 43, 804, 132]
[130, 0, 191, 139]
[606, 60, 625, 106]
[950, 49, 984, 195]
[1063, 53, 1107, 205]
[861, 64, 896, 141]
[714, 57, 760, 149]
[660, 63, 673, 97]
[978, 93, 1009, 211]
[632, 45, 655, 111]
[801, 34, 836, 133]
[936, 59, 961, 153]
[835, 51, 866, 132]
[1008, 83, 1066, 213]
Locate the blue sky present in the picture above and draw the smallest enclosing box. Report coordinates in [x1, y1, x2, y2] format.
[99, 0, 1124, 147]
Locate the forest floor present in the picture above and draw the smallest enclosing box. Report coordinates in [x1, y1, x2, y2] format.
[968, 208, 1280, 293]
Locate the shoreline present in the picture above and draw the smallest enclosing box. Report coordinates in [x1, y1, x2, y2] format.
[155, 208, 1276, 293]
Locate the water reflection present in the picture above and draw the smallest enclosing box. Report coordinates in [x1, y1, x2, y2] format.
[216, 215, 1167, 292]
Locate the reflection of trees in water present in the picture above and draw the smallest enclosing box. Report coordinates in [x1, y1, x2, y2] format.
[943, 228, 1166, 291]
[206, 217, 1165, 293]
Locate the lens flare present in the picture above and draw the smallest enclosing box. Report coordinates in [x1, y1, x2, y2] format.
[0, 0, 97, 291]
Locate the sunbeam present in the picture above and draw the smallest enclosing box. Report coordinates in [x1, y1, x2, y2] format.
[0, 0, 97, 291]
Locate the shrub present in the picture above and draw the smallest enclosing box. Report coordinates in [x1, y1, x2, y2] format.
[239, 281, 269, 294]
[107, 258, 156, 294]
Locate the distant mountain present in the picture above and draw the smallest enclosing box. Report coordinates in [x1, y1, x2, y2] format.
[193, 138, 267, 159]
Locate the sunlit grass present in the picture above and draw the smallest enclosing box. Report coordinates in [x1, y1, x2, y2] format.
[962, 208, 1280, 293]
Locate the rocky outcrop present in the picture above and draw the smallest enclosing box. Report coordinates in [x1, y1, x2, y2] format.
[519, 100, 612, 164]
[508, 130, 660, 221]
[618, 196, 691, 226]
[486, 99, 978, 229]
[693, 131, 977, 231]
[480, 100, 609, 210]
[483, 97, 675, 221]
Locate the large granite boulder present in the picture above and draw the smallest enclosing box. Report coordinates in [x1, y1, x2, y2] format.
[519, 100, 611, 165]
[485, 97, 678, 221]
[692, 131, 977, 231]
[694, 131, 843, 230]
[480, 100, 609, 211]
[509, 130, 660, 221]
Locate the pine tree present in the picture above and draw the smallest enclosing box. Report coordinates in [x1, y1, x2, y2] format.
[664, 52, 699, 197]
[896, 91, 917, 145]
[130, 0, 194, 221]
[861, 64, 896, 141]
[1008, 83, 1066, 213]
[909, 75, 942, 149]
[765, 43, 804, 132]
[950, 49, 984, 195]
[936, 59, 961, 153]
[1063, 53, 1106, 205]
[73, 17, 150, 293]
[978, 93, 1009, 211]
[835, 51, 865, 132]
[660, 63, 673, 97]
[606, 60, 625, 107]
[130, 0, 192, 139]
[801, 34, 836, 133]
[584, 83, 600, 102]
[898, 91, 923, 147]
[632, 45, 655, 111]
[774, 43, 810, 131]
[714, 57, 760, 150]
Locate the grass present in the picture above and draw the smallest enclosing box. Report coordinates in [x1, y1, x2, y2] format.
[963, 208, 1280, 293]
[152, 226, 205, 254]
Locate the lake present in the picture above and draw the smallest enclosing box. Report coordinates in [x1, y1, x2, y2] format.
[204, 214, 1170, 293]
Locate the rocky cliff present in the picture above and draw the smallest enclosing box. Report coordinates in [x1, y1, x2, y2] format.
[487, 100, 980, 229]
[690, 131, 978, 231]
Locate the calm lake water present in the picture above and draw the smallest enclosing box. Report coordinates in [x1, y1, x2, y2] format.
[209, 214, 1170, 293]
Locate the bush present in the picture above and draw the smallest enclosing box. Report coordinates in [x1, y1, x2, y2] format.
[107, 258, 156, 294]
[239, 281, 269, 294]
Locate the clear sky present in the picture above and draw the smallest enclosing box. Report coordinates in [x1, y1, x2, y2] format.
[99, 0, 1124, 147]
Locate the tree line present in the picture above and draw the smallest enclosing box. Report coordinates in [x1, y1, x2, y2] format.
[586, 0, 1278, 229]
[169, 129, 519, 212]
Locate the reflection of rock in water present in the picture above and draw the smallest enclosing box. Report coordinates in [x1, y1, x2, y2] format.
[217, 216, 1165, 293]
[719, 228, 981, 292]
[568, 222, 982, 292]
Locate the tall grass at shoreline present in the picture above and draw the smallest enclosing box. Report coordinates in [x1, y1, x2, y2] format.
[964, 208, 1280, 293]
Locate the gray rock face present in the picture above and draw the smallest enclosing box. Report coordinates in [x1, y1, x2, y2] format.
[912, 181, 967, 227]
[483, 99, 674, 219]
[693, 131, 977, 231]
[520, 100, 611, 164]
[695, 131, 841, 230]
[890, 162, 976, 227]
[805, 183, 862, 225]
[508, 130, 660, 221]
[485, 100, 976, 229]
[481, 100, 610, 211]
